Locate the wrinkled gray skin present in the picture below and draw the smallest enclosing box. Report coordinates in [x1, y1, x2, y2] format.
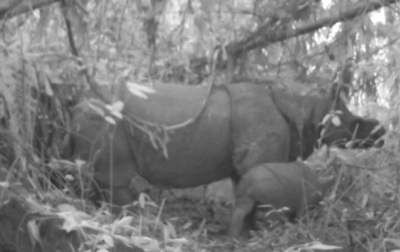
[65, 82, 385, 207]
[229, 162, 334, 237]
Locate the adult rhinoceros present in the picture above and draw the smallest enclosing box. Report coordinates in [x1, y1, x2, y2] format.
[66, 82, 385, 206]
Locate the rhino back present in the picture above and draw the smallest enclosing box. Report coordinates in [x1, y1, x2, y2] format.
[115, 85, 234, 188]
[120, 83, 212, 127]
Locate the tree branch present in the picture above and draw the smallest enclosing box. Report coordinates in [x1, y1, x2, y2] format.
[0, 0, 59, 20]
[228, 0, 400, 56]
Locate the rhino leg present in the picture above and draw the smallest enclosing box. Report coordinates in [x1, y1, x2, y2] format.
[229, 195, 256, 237]
[244, 205, 258, 230]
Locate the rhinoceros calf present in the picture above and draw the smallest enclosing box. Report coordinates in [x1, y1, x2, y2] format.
[229, 162, 334, 237]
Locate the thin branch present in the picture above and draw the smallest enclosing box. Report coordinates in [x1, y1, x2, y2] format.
[61, 0, 110, 104]
[0, 0, 60, 20]
[228, 0, 400, 56]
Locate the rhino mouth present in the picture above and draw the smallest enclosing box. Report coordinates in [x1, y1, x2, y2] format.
[350, 139, 383, 148]
[344, 138, 384, 149]
[321, 136, 385, 149]
[320, 122, 386, 149]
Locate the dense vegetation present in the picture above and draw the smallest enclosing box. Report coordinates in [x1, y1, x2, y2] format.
[0, 0, 399, 251]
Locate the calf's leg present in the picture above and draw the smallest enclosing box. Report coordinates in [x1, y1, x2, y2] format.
[229, 196, 255, 237]
[244, 204, 258, 230]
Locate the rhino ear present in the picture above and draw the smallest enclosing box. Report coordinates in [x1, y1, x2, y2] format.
[331, 83, 350, 102]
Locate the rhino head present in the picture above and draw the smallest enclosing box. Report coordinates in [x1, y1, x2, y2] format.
[272, 83, 386, 161]
[306, 175, 336, 208]
[318, 84, 386, 149]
